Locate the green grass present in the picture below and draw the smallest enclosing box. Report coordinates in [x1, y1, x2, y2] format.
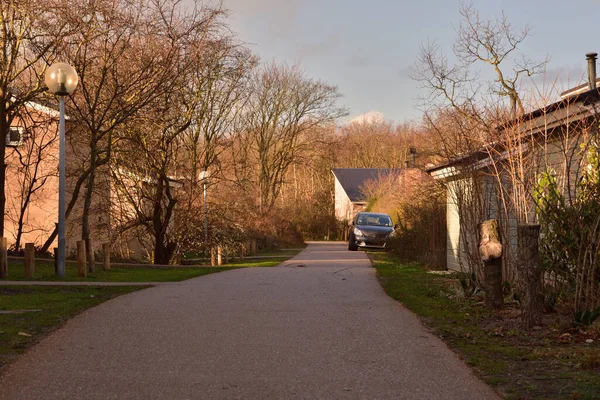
[372, 254, 600, 400]
[222, 260, 283, 267]
[183, 245, 305, 261]
[254, 247, 305, 257]
[4, 259, 284, 282]
[0, 285, 145, 371]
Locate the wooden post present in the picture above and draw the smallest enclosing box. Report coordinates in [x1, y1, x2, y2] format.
[217, 246, 223, 266]
[87, 238, 95, 273]
[77, 240, 87, 278]
[54, 247, 58, 275]
[24, 243, 35, 279]
[102, 243, 111, 271]
[0, 237, 7, 279]
[210, 247, 216, 266]
[478, 219, 504, 310]
[518, 224, 543, 330]
[239, 243, 245, 260]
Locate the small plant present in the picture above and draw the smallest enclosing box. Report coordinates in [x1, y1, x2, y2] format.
[574, 307, 600, 328]
[457, 272, 483, 298]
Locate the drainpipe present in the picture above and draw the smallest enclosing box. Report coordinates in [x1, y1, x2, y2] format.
[586, 52, 597, 90]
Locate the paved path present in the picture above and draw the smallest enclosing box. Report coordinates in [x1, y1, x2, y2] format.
[0, 242, 499, 399]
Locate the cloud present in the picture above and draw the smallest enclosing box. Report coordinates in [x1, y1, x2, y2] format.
[224, 0, 301, 37]
[346, 53, 369, 67]
[397, 65, 413, 78]
[350, 111, 385, 124]
[296, 34, 340, 59]
[531, 65, 586, 88]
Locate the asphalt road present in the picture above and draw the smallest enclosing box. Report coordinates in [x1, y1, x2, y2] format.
[0, 242, 499, 399]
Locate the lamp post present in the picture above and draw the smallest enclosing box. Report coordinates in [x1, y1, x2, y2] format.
[44, 63, 79, 278]
[199, 170, 209, 247]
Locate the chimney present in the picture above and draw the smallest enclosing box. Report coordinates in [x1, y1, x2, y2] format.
[409, 146, 417, 168]
[587, 52, 597, 90]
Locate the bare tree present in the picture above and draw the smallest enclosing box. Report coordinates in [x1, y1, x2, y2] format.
[40, 0, 222, 267]
[414, 2, 547, 120]
[240, 62, 347, 211]
[110, 4, 233, 264]
[0, 0, 66, 237]
[180, 36, 257, 207]
[6, 107, 58, 250]
[336, 117, 418, 169]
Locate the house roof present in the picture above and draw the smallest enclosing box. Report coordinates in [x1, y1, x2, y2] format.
[331, 168, 402, 202]
[426, 87, 600, 177]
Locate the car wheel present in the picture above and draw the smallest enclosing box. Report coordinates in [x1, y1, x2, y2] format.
[348, 236, 358, 251]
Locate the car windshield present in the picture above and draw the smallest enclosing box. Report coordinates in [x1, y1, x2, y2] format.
[357, 215, 392, 227]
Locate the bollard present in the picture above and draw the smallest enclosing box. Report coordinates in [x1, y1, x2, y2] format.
[517, 224, 543, 330]
[217, 246, 223, 266]
[0, 237, 7, 279]
[77, 240, 87, 278]
[24, 243, 35, 279]
[478, 219, 503, 310]
[54, 247, 58, 275]
[87, 238, 95, 273]
[102, 243, 111, 271]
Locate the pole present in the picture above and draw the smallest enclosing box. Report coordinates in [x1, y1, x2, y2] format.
[57, 96, 66, 278]
[203, 181, 208, 246]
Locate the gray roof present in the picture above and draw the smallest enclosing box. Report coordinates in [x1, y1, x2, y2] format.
[332, 168, 402, 202]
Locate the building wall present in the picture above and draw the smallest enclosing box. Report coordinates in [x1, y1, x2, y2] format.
[334, 177, 352, 222]
[5, 107, 60, 249]
[4, 105, 110, 255]
[445, 181, 462, 272]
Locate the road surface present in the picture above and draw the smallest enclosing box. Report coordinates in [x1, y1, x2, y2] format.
[0, 242, 499, 399]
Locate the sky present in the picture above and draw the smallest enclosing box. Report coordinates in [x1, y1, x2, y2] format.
[221, 0, 600, 124]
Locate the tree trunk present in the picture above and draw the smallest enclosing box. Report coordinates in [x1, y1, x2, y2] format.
[479, 219, 504, 309]
[82, 144, 97, 272]
[517, 224, 544, 330]
[0, 96, 7, 237]
[41, 168, 92, 252]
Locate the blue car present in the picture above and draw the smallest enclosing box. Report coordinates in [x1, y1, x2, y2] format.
[348, 212, 395, 251]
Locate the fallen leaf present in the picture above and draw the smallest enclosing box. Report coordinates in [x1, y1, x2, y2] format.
[18, 332, 32, 337]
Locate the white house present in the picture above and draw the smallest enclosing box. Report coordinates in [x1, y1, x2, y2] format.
[332, 168, 402, 223]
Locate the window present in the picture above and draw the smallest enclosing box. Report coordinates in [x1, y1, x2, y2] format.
[6, 126, 24, 147]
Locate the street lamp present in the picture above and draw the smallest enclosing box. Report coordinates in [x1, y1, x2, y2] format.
[45, 63, 79, 278]
[199, 170, 209, 247]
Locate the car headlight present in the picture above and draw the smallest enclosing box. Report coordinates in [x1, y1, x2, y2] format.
[353, 227, 364, 237]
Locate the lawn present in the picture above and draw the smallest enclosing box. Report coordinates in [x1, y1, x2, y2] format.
[0, 257, 284, 375]
[0, 285, 145, 372]
[372, 254, 600, 400]
[4, 259, 282, 282]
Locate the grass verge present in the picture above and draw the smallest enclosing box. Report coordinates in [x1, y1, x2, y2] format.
[372, 254, 600, 400]
[0, 262, 258, 374]
[0, 285, 145, 373]
[4, 260, 284, 282]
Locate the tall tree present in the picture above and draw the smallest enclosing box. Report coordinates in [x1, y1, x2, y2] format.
[40, 0, 222, 265]
[110, 3, 232, 264]
[0, 0, 64, 237]
[240, 62, 347, 211]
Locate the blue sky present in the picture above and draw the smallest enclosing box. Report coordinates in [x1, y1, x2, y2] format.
[223, 0, 600, 124]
